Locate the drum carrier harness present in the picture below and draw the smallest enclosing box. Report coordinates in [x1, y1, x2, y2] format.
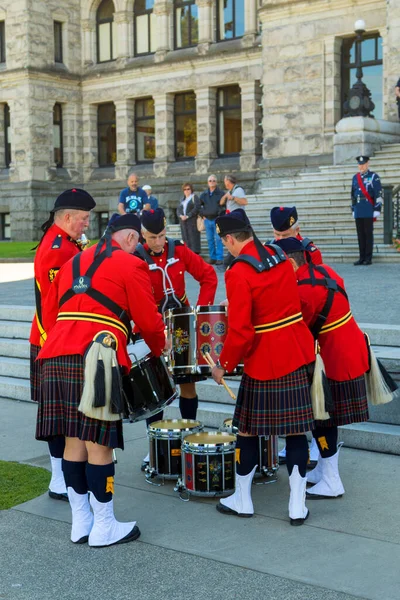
[231, 237, 287, 273]
[297, 263, 349, 339]
[57, 247, 132, 340]
[135, 238, 186, 312]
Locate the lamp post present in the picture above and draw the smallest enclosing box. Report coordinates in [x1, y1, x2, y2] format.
[343, 20, 375, 117]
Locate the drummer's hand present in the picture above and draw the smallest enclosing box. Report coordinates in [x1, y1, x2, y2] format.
[219, 299, 229, 307]
[163, 338, 172, 353]
[212, 365, 225, 385]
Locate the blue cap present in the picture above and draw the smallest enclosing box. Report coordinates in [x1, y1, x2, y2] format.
[53, 188, 96, 212]
[141, 208, 167, 234]
[108, 213, 141, 235]
[356, 155, 370, 164]
[270, 206, 298, 232]
[215, 208, 252, 236]
[274, 237, 304, 254]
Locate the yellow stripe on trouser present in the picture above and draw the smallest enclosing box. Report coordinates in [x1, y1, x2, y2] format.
[319, 311, 352, 334]
[57, 311, 129, 337]
[254, 312, 303, 334]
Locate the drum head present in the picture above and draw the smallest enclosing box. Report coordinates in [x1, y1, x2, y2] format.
[149, 419, 201, 432]
[127, 340, 150, 362]
[168, 305, 195, 316]
[196, 305, 227, 315]
[185, 432, 236, 446]
[223, 418, 233, 427]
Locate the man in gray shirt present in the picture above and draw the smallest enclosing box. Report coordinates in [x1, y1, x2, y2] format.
[220, 175, 248, 212]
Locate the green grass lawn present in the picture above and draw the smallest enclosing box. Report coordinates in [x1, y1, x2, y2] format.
[0, 460, 50, 509]
[0, 241, 38, 259]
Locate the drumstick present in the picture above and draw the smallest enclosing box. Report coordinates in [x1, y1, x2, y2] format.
[204, 351, 236, 400]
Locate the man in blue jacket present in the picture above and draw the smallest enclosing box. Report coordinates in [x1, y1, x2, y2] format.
[118, 173, 147, 215]
[351, 156, 382, 266]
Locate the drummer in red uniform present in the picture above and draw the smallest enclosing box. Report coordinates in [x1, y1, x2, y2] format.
[211, 209, 316, 525]
[136, 207, 218, 470]
[275, 237, 370, 499]
[37, 214, 167, 547]
[30, 189, 96, 501]
[269, 206, 323, 265]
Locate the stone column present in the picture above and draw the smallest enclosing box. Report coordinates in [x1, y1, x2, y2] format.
[240, 81, 262, 171]
[195, 87, 217, 173]
[154, 0, 172, 62]
[0, 103, 6, 168]
[82, 19, 95, 65]
[62, 102, 81, 179]
[153, 93, 174, 177]
[8, 96, 34, 182]
[242, 0, 258, 47]
[196, 0, 213, 54]
[82, 104, 99, 181]
[115, 99, 135, 180]
[323, 36, 342, 137]
[114, 11, 132, 59]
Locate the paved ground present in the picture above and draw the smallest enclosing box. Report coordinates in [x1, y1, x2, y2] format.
[0, 261, 399, 324]
[1, 398, 400, 600]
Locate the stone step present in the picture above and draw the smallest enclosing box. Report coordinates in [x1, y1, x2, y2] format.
[0, 338, 30, 359]
[0, 375, 30, 402]
[0, 356, 29, 379]
[360, 323, 400, 347]
[0, 305, 34, 323]
[0, 320, 31, 340]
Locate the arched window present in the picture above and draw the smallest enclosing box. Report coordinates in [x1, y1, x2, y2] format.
[134, 0, 157, 56]
[174, 0, 198, 49]
[4, 104, 11, 167]
[217, 0, 245, 41]
[53, 104, 63, 168]
[341, 34, 383, 118]
[97, 0, 117, 63]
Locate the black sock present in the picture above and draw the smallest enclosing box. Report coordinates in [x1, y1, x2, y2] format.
[236, 435, 258, 476]
[86, 462, 115, 503]
[146, 411, 164, 427]
[179, 396, 198, 420]
[286, 435, 309, 477]
[312, 426, 338, 458]
[62, 459, 88, 494]
[48, 436, 65, 459]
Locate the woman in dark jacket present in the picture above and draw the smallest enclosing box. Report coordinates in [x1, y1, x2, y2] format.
[177, 182, 201, 254]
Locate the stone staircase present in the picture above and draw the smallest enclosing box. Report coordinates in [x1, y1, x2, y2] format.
[179, 143, 400, 263]
[1, 305, 400, 454]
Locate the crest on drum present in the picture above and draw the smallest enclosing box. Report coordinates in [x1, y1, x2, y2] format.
[199, 321, 211, 336]
[174, 327, 190, 355]
[213, 321, 226, 336]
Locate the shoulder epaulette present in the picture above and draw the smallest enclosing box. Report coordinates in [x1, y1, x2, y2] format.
[51, 234, 63, 249]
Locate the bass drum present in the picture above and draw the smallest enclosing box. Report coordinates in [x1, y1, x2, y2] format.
[180, 432, 236, 497]
[122, 340, 177, 423]
[147, 419, 203, 480]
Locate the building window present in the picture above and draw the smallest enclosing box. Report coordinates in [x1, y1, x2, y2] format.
[134, 0, 156, 56]
[341, 34, 383, 119]
[0, 21, 5, 63]
[98, 103, 116, 167]
[174, 92, 197, 160]
[53, 103, 63, 168]
[217, 85, 242, 156]
[1, 213, 10, 240]
[135, 98, 155, 163]
[54, 21, 63, 63]
[98, 211, 110, 237]
[217, 0, 245, 41]
[174, 0, 198, 49]
[4, 104, 11, 168]
[97, 0, 117, 63]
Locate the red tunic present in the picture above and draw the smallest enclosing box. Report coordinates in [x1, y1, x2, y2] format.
[29, 224, 81, 347]
[142, 240, 218, 307]
[296, 233, 323, 265]
[39, 241, 166, 372]
[219, 240, 315, 380]
[296, 263, 369, 380]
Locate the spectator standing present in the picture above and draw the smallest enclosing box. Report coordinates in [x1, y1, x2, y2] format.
[142, 185, 159, 211]
[199, 175, 225, 265]
[220, 175, 248, 212]
[177, 182, 201, 254]
[118, 173, 147, 215]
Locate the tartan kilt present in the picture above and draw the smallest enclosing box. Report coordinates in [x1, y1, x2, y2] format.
[316, 375, 369, 427]
[30, 344, 41, 403]
[36, 354, 124, 450]
[232, 366, 314, 436]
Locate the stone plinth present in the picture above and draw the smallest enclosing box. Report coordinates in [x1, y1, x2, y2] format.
[334, 117, 400, 164]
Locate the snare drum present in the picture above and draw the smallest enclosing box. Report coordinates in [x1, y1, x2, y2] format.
[196, 305, 228, 374]
[122, 340, 177, 423]
[147, 419, 203, 479]
[180, 432, 236, 497]
[219, 419, 278, 480]
[165, 306, 197, 375]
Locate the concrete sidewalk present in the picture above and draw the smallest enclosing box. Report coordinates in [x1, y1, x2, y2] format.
[1, 397, 399, 600]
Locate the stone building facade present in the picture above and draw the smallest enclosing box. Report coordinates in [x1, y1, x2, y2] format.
[0, 0, 398, 240]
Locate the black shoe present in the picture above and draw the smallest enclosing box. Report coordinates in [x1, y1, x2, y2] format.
[290, 509, 310, 526]
[363, 260, 372, 265]
[140, 461, 149, 472]
[216, 502, 253, 518]
[48, 490, 69, 502]
[115, 525, 141, 544]
[353, 259, 365, 265]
